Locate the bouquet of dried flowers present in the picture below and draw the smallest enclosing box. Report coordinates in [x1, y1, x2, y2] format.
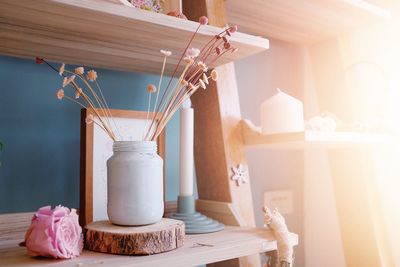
[36, 16, 238, 142]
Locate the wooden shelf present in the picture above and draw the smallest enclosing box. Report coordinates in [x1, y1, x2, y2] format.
[0, 0, 269, 75]
[226, 0, 391, 44]
[241, 119, 398, 149]
[0, 225, 298, 267]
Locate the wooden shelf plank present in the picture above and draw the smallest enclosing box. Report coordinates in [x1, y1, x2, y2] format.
[241, 119, 398, 149]
[0, 226, 298, 267]
[0, 0, 269, 75]
[226, 0, 390, 44]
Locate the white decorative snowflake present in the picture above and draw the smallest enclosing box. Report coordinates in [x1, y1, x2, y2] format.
[231, 164, 247, 186]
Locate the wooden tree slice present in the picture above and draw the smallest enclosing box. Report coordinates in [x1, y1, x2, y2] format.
[85, 219, 185, 255]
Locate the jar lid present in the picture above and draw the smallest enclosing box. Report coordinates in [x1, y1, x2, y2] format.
[113, 141, 157, 152]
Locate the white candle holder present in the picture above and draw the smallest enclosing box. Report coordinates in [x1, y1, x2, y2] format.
[170, 196, 224, 234]
[170, 98, 224, 234]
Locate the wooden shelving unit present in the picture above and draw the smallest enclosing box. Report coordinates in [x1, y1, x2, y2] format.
[0, 1, 294, 267]
[0, 0, 269, 75]
[241, 120, 398, 149]
[0, 212, 298, 267]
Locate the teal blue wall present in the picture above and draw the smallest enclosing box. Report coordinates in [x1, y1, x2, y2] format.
[0, 56, 180, 213]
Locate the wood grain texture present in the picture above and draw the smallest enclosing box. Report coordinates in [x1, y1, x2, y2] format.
[164, 201, 178, 218]
[0, 224, 298, 267]
[191, 64, 256, 226]
[0, 207, 178, 249]
[0, 0, 268, 75]
[85, 219, 185, 255]
[162, 0, 182, 14]
[183, 1, 261, 266]
[80, 108, 93, 227]
[240, 119, 397, 149]
[80, 109, 166, 226]
[226, 0, 388, 44]
[196, 199, 246, 226]
[0, 213, 33, 249]
[328, 150, 390, 267]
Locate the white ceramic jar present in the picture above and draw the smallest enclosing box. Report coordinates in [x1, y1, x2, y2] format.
[107, 141, 163, 226]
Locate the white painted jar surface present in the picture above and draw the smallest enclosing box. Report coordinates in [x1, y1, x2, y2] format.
[107, 141, 163, 226]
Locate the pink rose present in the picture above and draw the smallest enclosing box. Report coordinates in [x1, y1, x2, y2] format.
[24, 205, 83, 259]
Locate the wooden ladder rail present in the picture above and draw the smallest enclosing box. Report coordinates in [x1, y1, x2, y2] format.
[183, 1, 262, 266]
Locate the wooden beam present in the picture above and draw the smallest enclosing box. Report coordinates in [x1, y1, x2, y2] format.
[183, 1, 261, 266]
[308, 36, 394, 267]
[196, 199, 246, 226]
[329, 149, 394, 267]
[162, 0, 182, 14]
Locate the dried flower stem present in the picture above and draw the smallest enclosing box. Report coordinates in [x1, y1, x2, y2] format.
[65, 71, 108, 119]
[63, 95, 87, 109]
[144, 91, 153, 138]
[153, 55, 167, 115]
[146, 25, 238, 141]
[152, 84, 199, 139]
[145, 23, 203, 139]
[38, 59, 116, 141]
[70, 80, 116, 141]
[149, 63, 191, 140]
[154, 82, 202, 139]
[144, 53, 167, 139]
[94, 80, 121, 139]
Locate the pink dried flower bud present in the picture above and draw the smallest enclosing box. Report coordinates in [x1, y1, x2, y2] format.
[199, 79, 206, 89]
[62, 75, 75, 87]
[228, 25, 238, 34]
[59, 63, 65, 76]
[85, 114, 94, 125]
[211, 69, 218, 81]
[57, 89, 65, 100]
[74, 67, 84, 75]
[197, 61, 208, 72]
[181, 79, 188, 87]
[222, 36, 229, 43]
[216, 47, 221, 55]
[225, 29, 231, 37]
[224, 42, 231, 49]
[202, 73, 209, 85]
[160, 50, 172, 57]
[75, 87, 83, 99]
[199, 16, 208, 25]
[35, 57, 44, 64]
[186, 48, 200, 58]
[147, 84, 157, 93]
[86, 70, 97, 82]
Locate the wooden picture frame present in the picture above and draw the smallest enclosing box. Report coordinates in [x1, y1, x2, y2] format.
[79, 108, 166, 226]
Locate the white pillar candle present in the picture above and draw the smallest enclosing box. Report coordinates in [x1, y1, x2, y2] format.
[261, 88, 304, 135]
[179, 98, 194, 196]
